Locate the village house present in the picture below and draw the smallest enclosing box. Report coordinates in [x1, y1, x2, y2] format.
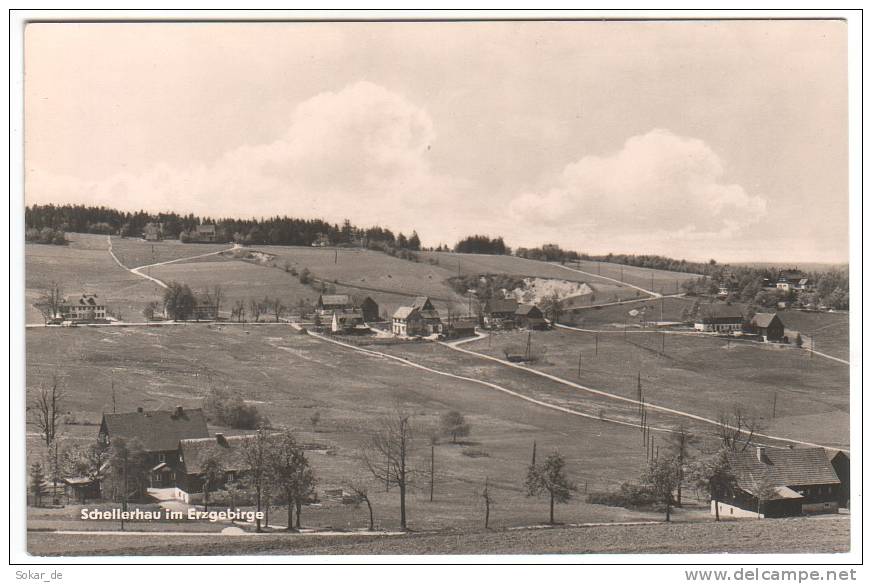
[190, 224, 217, 243]
[351, 295, 381, 322]
[392, 296, 443, 337]
[694, 304, 745, 333]
[174, 433, 252, 504]
[482, 297, 519, 329]
[98, 406, 210, 490]
[515, 303, 547, 329]
[776, 269, 806, 292]
[316, 294, 352, 315]
[331, 309, 367, 334]
[749, 312, 785, 342]
[713, 447, 841, 519]
[444, 316, 478, 339]
[59, 293, 107, 322]
[143, 222, 163, 241]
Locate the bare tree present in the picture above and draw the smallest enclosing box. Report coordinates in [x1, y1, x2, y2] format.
[35, 281, 65, 325]
[480, 476, 495, 529]
[716, 407, 763, 452]
[664, 424, 699, 506]
[247, 298, 263, 323]
[205, 285, 225, 321]
[267, 297, 286, 323]
[200, 454, 225, 513]
[361, 408, 417, 530]
[345, 479, 376, 531]
[232, 299, 245, 323]
[30, 375, 64, 447]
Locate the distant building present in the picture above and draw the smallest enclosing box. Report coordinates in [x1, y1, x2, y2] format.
[316, 294, 352, 315]
[750, 313, 785, 342]
[98, 407, 209, 490]
[143, 222, 163, 241]
[445, 317, 477, 339]
[713, 447, 841, 518]
[482, 297, 519, 329]
[351, 295, 380, 322]
[392, 296, 442, 337]
[331, 309, 367, 333]
[189, 224, 217, 243]
[59, 293, 107, 321]
[515, 304, 547, 329]
[311, 233, 330, 247]
[776, 270, 806, 292]
[694, 304, 744, 333]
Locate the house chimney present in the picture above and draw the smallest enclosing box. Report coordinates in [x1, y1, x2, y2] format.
[136, 407, 143, 413]
[215, 433, 227, 446]
[756, 446, 765, 462]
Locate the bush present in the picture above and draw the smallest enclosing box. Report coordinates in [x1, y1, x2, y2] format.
[204, 387, 269, 430]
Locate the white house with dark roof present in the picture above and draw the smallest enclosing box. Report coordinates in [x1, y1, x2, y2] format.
[693, 303, 745, 333]
[60, 293, 106, 321]
[392, 296, 442, 337]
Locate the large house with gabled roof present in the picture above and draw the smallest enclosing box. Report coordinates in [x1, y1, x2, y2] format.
[392, 296, 442, 336]
[694, 303, 745, 333]
[713, 447, 841, 518]
[174, 433, 254, 503]
[98, 406, 210, 488]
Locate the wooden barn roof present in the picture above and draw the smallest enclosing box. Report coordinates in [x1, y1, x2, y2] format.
[751, 313, 782, 328]
[319, 294, 351, 306]
[727, 447, 840, 493]
[515, 303, 543, 317]
[698, 303, 744, 321]
[101, 408, 209, 453]
[484, 298, 519, 314]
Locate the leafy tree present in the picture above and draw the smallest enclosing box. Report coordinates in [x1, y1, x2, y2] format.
[641, 455, 682, 522]
[525, 451, 576, 524]
[200, 454, 225, 512]
[749, 470, 778, 518]
[268, 430, 317, 530]
[30, 462, 46, 506]
[440, 411, 470, 444]
[663, 425, 698, 506]
[241, 427, 276, 532]
[105, 437, 150, 502]
[142, 301, 159, 321]
[691, 448, 737, 522]
[163, 281, 195, 320]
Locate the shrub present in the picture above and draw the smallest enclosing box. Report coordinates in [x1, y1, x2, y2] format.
[204, 387, 268, 430]
[586, 482, 659, 509]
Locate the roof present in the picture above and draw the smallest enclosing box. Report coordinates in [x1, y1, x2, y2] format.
[451, 318, 477, 329]
[179, 435, 253, 474]
[485, 298, 519, 314]
[516, 304, 543, 317]
[727, 447, 840, 494]
[319, 294, 351, 307]
[751, 313, 782, 328]
[779, 270, 805, 281]
[101, 408, 209, 453]
[393, 306, 420, 320]
[411, 296, 435, 311]
[333, 309, 364, 323]
[697, 303, 744, 321]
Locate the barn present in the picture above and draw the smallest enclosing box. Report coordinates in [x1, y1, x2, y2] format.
[483, 297, 519, 329]
[750, 312, 785, 342]
[515, 304, 547, 329]
[694, 304, 745, 333]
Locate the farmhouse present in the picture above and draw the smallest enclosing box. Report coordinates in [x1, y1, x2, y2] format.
[59, 293, 107, 322]
[712, 447, 841, 519]
[750, 313, 785, 342]
[331, 309, 367, 333]
[98, 406, 210, 489]
[316, 294, 352, 315]
[351, 295, 380, 322]
[445, 316, 478, 339]
[515, 304, 547, 329]
[174, 433, 251, 503]
[392, 296, 442, 337]
[482, 297, 519, 329]
[694, 304, 744, 333]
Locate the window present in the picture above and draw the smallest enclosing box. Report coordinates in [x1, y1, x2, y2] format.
[158, 453, 166, 463]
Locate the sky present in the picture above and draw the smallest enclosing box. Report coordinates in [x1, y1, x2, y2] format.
[24, 20, 848, 263]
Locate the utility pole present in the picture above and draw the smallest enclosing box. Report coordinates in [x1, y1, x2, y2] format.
[620, 265, 624, 283]
[111, 378, 117, 413]
[772, 390, 777, 418]
[595, 333, 599, 356]
[430, 444, 435, 502]
[334, 249, 338, 264]
[121, 448, 128, 531]
[577, 351, 582, 378]
[661, 332, 665, 355]
[525, 331, 531, 362]
[531, 440, 537, 466]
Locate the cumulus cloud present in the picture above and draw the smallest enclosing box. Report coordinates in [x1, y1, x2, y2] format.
[26, 81, 466, 238]
[508, 129, 766, 241]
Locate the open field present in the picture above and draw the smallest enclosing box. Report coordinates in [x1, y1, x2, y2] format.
[25, 234, 164, 324]
[778, 311, 851, 361]
[564, 296, 696, 327]
[27, 514, 849, 556]
[109, 236, 230, 268]
[563, 259, 701, 296]
[454, 328, 849, 449]
[27, 325, 691, 538]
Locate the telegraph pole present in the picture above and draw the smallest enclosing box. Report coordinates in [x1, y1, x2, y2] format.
[595, 333, 599, 356]
[577, 351, 582, 378]
[772, 390, 777, 418]
[430, 444, 435, 502]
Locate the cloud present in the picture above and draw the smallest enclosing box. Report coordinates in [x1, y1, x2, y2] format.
[26, 81, 467, 238]
[508, 129, 766, 243]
